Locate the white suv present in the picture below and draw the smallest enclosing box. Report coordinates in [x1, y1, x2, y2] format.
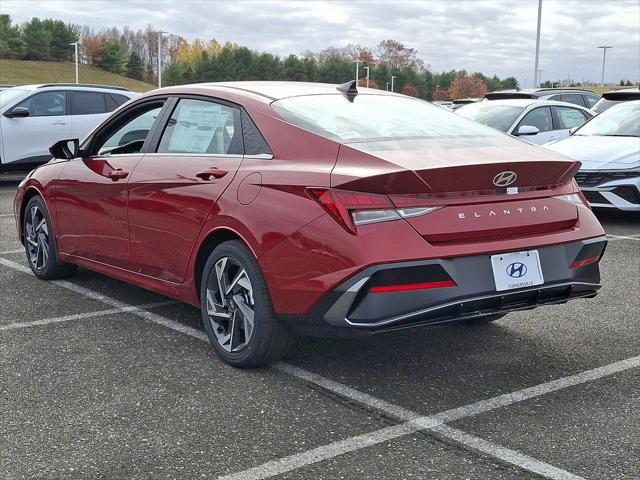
[0, 84, 138, 172]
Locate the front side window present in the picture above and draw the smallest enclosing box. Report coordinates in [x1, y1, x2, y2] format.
[16, 91, 67, 117]
[158, 99, 242, 155]
[555, 107, 588, 129]
[272, 94, 502, 143]
[95, 104, 163, 155]
[72, 91, 107, 115]
[519, 107, 553, 132]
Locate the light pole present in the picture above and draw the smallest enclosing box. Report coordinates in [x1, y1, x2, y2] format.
[391, 75, 396, 92]
[157, 30, 167, 88]
[386, 82, 390, 91]
[69, 41, 79, 84]
[533, 0, 542, 88]
[363, 66, 369, 88]
[354, 59, 362, 85]
[598, 46, 613, 86]
[537, 69, 543, 87]
[436, 84, 439, 98]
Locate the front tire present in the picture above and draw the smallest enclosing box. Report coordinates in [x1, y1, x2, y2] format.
[23, 196, 76, 279]
[200, 240, 294, 368]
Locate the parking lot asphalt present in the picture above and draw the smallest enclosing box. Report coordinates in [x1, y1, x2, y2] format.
[1, 172, 638, 480]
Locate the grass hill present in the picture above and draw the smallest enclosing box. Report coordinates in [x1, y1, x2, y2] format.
[0, 60, 155, 92]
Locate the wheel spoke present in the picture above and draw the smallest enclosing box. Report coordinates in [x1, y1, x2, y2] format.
[227, 311, 238, 352]
[225, 268, 247, 295]
[26, 236, 38, 247]
[214, 258, 228, 306]
[234, 295, 255, 342]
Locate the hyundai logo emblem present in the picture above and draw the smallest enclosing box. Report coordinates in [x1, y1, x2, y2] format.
[506, 262, 527, 278]
[493, 171, 517, 187]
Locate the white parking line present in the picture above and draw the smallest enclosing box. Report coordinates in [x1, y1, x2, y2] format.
[0, 300, 177, 332]
[1, 256, 638, 480]
[0, 249, 24, 255]
[0, 213, 15, 218]
[607, 233, 640, 241]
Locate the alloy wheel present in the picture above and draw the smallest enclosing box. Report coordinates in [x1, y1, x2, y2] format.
[25, 205, 49, 272]
[205, 257, 256, 353]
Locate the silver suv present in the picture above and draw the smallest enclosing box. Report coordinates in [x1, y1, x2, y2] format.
[0, 84, 138, 172]
[485, 88, 599, 109]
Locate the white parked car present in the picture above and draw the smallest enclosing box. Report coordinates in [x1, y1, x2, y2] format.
[0, 84, 137, 172]
[545, 101, 639, 212]
[456, 99, 595, 145]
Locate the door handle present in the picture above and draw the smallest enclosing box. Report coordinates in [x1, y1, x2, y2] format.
[52, 121, 67, 125]
[196, 168, 228, 181]
[108, 169, 129, 181]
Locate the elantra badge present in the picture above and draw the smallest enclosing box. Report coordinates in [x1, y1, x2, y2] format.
[493, 171, 517, 187]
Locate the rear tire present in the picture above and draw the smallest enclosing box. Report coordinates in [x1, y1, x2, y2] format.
[460, 313, 507, 325]
[200, 240, 294, 368]
[23, 196, 76, 280]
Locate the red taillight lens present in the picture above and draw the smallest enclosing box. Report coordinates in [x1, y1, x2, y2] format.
[308, 188, 441, 234]
[570, 256, 599, 269]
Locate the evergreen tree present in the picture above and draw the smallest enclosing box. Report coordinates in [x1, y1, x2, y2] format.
[126, 51, 144, 80]
[22, 18, 51, 60]
[0, 14, 23, 58]
[101, 39, 126, 73]
[42, 19, 78, 61]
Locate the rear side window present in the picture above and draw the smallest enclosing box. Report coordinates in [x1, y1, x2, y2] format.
[584, 94, 598, 108]
[16, 91, 67, 117]
[72, 91, 107, 115]
[554, 106, 589, 129]
[158, 99, 243, 155]
[550, 93, 585, 107]
[111, 94, 130, 107]
[519, 107, 553, 132]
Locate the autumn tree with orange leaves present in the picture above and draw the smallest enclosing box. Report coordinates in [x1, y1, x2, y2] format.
[448, 73, 488, 99]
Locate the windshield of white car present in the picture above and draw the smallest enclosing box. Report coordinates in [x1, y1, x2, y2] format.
[271, 94, 505, 143]
[575, 101, 640, 138]
[0, 88, 30, 109]
[455, 103, 525, 132]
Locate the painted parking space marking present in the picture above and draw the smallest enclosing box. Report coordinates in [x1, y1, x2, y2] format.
[607, 233, 640, 241]
[0, 249, 24, 255]
[0, 300, 176, 331]
[2, 255, 637, 480]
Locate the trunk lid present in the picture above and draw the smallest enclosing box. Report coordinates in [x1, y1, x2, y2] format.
[332, 137, 581, 242]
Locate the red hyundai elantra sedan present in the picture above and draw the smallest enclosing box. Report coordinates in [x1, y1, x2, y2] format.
[14, 81, 607, 367]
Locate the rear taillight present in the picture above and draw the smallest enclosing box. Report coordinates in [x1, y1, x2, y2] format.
[308, 188, 440, 234]
[553, 186, 591, 209]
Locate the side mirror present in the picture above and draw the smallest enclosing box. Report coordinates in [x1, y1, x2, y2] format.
[569, 127, 578, 135]
[50, 138, 80, 160]
[3, 107, 30, 118]
[516, 125, 540, 136]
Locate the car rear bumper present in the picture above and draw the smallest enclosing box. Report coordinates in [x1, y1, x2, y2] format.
[286, 236, 606, 335]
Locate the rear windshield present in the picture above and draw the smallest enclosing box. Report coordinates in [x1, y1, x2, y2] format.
[455, 103, 525, 132]
[271, 94, 503, 143]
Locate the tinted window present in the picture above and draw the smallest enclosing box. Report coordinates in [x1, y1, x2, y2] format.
[519, 107, 553, 132]
[584, 94, 599, 108]
[111, 94, 130, 107]
[559, 93, 585, 107]
[16, 91, 67, 117]
[158, 99, 243, 155]
[554, 107, 588, 129]
[96, 104, 163, 155]
[72, 91, 107, 115]
[272, 95, 503, 143]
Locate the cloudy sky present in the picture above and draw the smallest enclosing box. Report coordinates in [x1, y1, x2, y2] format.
[3, 0, 639, 86]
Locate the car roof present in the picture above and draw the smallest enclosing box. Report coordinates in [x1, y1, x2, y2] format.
[15, 83, 134, 94]
[158, 81, 396, 103]
[473, 98, 592, 109]
[485, 88, 596, 100]
[602, 87, 640, 100]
